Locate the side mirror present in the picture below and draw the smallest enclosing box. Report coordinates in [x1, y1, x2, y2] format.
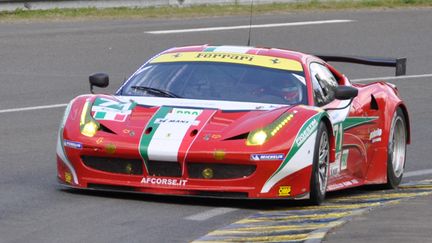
[89, 73, 109, 93]
[335, 86, 358, 100]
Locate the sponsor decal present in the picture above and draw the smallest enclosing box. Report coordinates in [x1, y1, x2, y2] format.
[63, 140, 82, 149]
[96, 137, 104, 144]
[369, 128, 382, 143]
[278, 186, 291, 196]
[172, 108, 202, 116]
[141, 177, 187, 186]
[64, 172, 72, 184]
[211, 134, 222, 139]
[92, 97, 136, 122]
[203, 134, 211, 141]
[154, 118, 200, 126]
[250, 154, 284, 161]
[340, 150, 349, 170]
[150, 52, 303, 72]
[203, 134, 222, 141]
[196, 52, 253, 62]
[330, 162, 340, 176]
[123, 129, 136, 136]
[333, 123, 343, 154]
[295, 118, 318, 147]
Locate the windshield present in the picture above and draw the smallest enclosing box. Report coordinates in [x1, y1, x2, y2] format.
[120, 62, 307, 105]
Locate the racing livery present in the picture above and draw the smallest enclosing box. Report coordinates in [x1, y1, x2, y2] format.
[57, 45, 410, 204]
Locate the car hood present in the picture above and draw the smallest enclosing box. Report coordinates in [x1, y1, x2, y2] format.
[89, 95, 293, 141]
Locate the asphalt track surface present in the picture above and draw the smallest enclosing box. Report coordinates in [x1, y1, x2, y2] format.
[1, 8, 432, 243]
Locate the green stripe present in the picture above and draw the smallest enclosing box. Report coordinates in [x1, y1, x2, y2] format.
[94, 112, 106, 119]
[270, 112, 324, 178]
[342, 117, 378, 130]
[139, 106, 172, 169]
[204, 47, 216, 52]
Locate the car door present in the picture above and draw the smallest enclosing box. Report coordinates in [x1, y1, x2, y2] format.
[309, 62, 367, 184]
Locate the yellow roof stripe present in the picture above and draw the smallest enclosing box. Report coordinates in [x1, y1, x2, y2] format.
[150, 52, 303, 72]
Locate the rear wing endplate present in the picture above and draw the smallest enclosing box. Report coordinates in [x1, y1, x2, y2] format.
[316, 55, 407, 76]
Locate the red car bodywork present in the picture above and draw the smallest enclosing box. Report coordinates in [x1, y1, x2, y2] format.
[57, 45, 410, 199]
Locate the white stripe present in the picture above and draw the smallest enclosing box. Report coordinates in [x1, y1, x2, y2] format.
[0, 103, 67, 114]
[261, 130, 317, 193]
[404, 169, 432, 178]
[147, 109, 202, 162]
[146, 19, 354, 34]
[351, 73, 432, 82]
[213, 46, 252, 53]
[185, 208, 238, 221]
[118, 96, 285, 111]
[326, 99, 351, 124]
[56, 102, 79, 185]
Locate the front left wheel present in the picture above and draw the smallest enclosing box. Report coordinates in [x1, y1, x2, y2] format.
[309, 122, 330, 205]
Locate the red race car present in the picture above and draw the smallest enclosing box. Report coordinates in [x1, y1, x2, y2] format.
[57, 45, 409, 204]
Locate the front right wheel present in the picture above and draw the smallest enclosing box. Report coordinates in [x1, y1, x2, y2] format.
[385, 107, 407, 189]
[309, 122, 330, 205]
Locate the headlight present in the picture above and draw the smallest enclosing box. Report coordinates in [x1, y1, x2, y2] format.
[247, 130, 268, 146]
[80, 100, 100, 137]
[81, 120, 99, 137]
[246, 113, 294, 146]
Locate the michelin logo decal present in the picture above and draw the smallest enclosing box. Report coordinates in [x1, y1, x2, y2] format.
[251, 154, 285, 161]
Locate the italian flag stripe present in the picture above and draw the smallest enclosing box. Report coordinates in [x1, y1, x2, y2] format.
[139, 107, 210, 173]
[139, 106, 172, 170]
[177, 109, 216, 163]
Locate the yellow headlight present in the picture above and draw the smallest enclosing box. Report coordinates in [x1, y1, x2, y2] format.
[246, 113, 295, 146]
[248, 130, 268, 146]
[81, 121, 99, 137]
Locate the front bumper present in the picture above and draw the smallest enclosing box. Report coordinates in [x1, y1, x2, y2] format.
[57, 154, 312, 199]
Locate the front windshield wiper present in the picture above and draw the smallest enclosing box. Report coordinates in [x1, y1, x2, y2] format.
[130, 86, 181, 98]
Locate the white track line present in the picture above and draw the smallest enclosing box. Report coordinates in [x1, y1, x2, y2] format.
[146, 19, 354, 34]
[185, 207, 238, 221]
[351, 73, 432, 82]
[404, 169, 432, 178]
[0, 103, 67, 114]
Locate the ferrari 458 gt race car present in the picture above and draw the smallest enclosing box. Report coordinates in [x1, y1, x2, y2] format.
[57, 45, 410, 204]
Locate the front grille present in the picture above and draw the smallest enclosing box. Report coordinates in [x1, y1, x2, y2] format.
[188, 163, 256, 179]
[147, 160, 182, 177]
[81, 156, 143, 175]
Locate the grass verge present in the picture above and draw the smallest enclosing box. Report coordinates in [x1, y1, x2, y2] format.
[0, 0, 431, 22]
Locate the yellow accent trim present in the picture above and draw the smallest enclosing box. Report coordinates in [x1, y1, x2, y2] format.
[80, 101, 89, 126]
[150, 52, 303, 72]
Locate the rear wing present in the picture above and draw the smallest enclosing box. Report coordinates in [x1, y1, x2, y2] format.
[316, 55, 407, 76]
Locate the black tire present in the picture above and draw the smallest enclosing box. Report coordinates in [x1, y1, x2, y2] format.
[385, 107, 407, 189]
[309, 122, 330, 205]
